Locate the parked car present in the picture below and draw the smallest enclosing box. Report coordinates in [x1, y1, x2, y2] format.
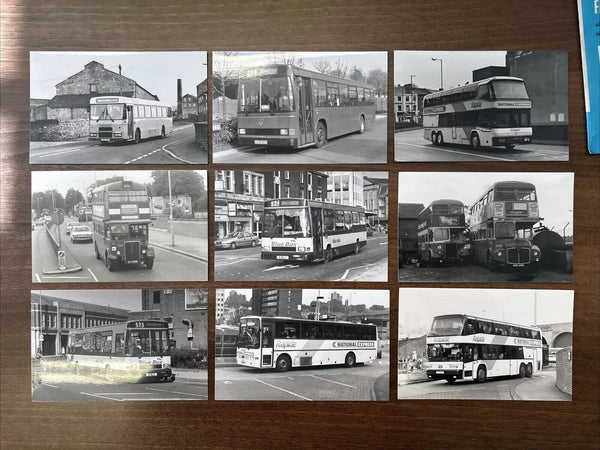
[215, 231, 259, 250]
[70, 225, 93, 243]
[65, 222, 79, 235]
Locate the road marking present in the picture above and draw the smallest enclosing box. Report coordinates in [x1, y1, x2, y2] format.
[263, 264, 300, 272]
[37, 147, 84, 159]
[379, 242, 388, 245]
[41, 383, 58, 388]
[335, 264, 376, 281]
[309, 375, 357, 389]
[124, 148, 163, 164]
[122, 398, 195, 401]
[251, 377, 313, 401]
[41, 275, 90, 279]
[150, 243, 208, 263]
[399, 142, 514, 161]
[145, 387, 207, 398]
[339, 269, 350, 280]
[215, 257, 257, 267]
[35, 273, 41, 283]
[87, 268, 98, 282]
[80, 391, 123, 401]
[162, 136, 196, 164]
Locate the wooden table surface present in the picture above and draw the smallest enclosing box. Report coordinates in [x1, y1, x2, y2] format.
[1, 0, 598, 448]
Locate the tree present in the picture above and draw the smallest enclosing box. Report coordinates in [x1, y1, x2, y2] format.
[225, 290, 249, 309]
[312, 59, 332, 74]
[330, 58, 348, 79]
[32, 190, 65, 215]
[350, 304, 367, 314]
[149, 171, 207, 214]
[349, 66, 366, 82]
[369, 304, 386, 311]
[367, 68, 387, 96]
[64, 188, 84, 215]
[270, 52, 304, 68]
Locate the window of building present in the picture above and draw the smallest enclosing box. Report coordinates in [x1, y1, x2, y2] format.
[153, 290, 161, 305]
[284, 171, 290, 180]
[284, 185, 291, 198]
[90, 84, 98, 93]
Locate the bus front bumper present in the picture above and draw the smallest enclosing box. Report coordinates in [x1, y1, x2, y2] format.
[426, 369, 463, 381]
[239, 136, 298, 147]
[141, 368, 175, 383]
[492, 136, 531, 146]
[261, 251, 313, 261]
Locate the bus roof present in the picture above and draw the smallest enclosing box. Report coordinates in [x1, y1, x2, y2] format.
[240, 315, 375, 326]
[432, 314, 541, 331]
[264, 197, 365, 212]
[423, 76, 524, 100]
[92, 180, 147, 194]
[490, 180, 536, 190]
[90, 96, 169, 107]
[427, 199, 465, 207]
[239, 64, 375, 90]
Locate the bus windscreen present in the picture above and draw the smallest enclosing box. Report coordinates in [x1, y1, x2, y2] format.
[91, 104, 126, 120]
[262, 208, 311, 238]
[239, 76, 294, 113]
[489, 80, 529, 100]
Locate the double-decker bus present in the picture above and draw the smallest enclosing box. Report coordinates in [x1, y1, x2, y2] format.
[67, 320, 175, 383]
[423, 76, 532, 150]
[236, 316, 379, 372]
[236, 64, 376, 149]
[261, 198, 367, 263]
[426, 314, 542, 383]
[469, 181, 542, 271]
[417, 199, 470, 266]
[89, 96, 173, 144]
[91, 180, 154, 271]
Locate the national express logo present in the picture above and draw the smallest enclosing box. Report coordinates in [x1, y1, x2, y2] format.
[332, 342, 375, 348]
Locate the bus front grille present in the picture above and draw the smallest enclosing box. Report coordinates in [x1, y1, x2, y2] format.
[272, 246, 296, 252]
[99, 127, 113, 138]
[245, 128, 281, 136]
[445, 243, 458, 259]
[124, 241, 141, 263]
[507, 248, 530, 264]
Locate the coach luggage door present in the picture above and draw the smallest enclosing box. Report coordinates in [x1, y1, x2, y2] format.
[296, 76, 314, 146]
[260, 321, 274, 368]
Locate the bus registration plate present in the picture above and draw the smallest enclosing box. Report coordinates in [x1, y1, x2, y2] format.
[254, 139, 268, 145]
[101, 138, 110, 142]
[276, 255, 289, 260]
[436, 371, 444, 374]
[145, 372, 157, 377]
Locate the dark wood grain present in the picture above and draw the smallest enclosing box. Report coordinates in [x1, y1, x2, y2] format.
[1, 0, 599, 448]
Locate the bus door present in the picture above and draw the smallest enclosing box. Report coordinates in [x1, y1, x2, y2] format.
[311, 207, 323, 255]
[260, 321, 274, 368]
[126, 105, 134, 139]
[296, 76, 314, 146]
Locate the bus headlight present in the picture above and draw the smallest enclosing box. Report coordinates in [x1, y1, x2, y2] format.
[111, 246, 117, 251]
[280, 128, 289, 135]
[496, 251, 503, 257]
[141, 249, 147, 254]
[116, 251, 121, 255]
[239, 128, 246, 135]
[262, 245, 271, 252]
[437, 245, 443, 250]
[114, 132, 122, 137]
[90, 133, 97, 137]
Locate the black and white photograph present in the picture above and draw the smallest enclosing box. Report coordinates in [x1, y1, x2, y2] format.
[215, 288, 390, 401]
[30, 51, 208, 164]
[31, 289, 208, 402]
[398, 172, 573, 283]
[212, 51, 388, 164]
[398, 288, 573, 401]
[394, 50, 568, 162]
[32, 170, 208, 283]
[215, 170, 388, 281]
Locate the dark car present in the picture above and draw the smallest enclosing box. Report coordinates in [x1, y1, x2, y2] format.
[215, 231, 259, 250]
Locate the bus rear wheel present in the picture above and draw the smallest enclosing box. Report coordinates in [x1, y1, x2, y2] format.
[95, 243, 101, 260]
[476, 365, 487, 383]
[354, 240, 360, 255]
[358, 116, 365, 134]
[276, 355, 291, 372]
[134, 128, 141, 144]
[471, 133, 481, 150]
[526, 363, 533, 378]
[161, 126, 166, 138]
[315, 122, 327, 148]
[438, 132, 444, 145]
[431, 132, 438, 145]
[519, 364, 527, 378]
[345, 352, 356, 367]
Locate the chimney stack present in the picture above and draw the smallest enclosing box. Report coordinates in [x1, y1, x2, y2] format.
[177, 79, 183, 117]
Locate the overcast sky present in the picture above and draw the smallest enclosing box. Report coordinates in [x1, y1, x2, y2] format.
[394, 50, 506, 91]
[398, 288, 574, 339]
[32, 170, 207, 197]
[214, 51, 387, 75]
[30, 51, 207, 105]
[33, 289, 142, 311]
[398, 172, 574, 234]
[221, 289, 389, 308]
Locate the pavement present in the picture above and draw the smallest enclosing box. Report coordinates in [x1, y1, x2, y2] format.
[149, 228, 208, 263]
[36, 226, 82, 274]
[344, 260, 388, 282]
[511, 370, 571, 401]
[398, 369, 429, 386]
[171, 368, 208, 382]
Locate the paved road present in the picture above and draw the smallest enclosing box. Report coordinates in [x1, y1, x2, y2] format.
[394, 128, 568, 162]
[214, 115, 387, 164]
[215, 233, 388, 281]
[397, 368, 565, 400]
[32, 222, 208, 283]
[30, 125, 207, 164]
[397, 262, 572, 283]
[216, 353, 389, 401]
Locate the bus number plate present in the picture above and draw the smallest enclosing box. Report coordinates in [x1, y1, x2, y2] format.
[254, 139, 268, 145]
[436, 370, 444, 374]
[276, 255, 289, 260]
[101, 139, 110, 142]
[145, 372, 157, 377]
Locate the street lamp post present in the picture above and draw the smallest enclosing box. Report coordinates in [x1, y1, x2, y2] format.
[431, 58, 444, 90]
[410, 75, 415, 122]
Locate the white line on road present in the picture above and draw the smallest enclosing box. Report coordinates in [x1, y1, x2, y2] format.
[37, 147, 84, 158]
[251, 377, 313, 401]
[87, 268, 98, 282]
[379, 242, 388, 245]
[162, 136, 196, 164]
[338, 269, 350, 280]
[145, 387, 207, 398]
[335, 264, 375, 281]
[124, 148, 163, 164]
[80, 391, 123, 401]
[215, 257, 257, 267]
[151, 243, 208, 263]
[263, 264, 300, 272]
[398, 143, 514, 161]
[41, 383, 58, 388]
[308, 375, 358, 389]
[42, 275, 91, 279]
[35, 273, 41, 283]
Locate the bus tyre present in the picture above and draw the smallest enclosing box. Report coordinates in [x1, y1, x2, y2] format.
[276, 355, 291, 372]
[106, 255, 115, 272]
[95, 243, 101, 260]
[505, 144, 515, 150]
[345, 352, 356, 367]
[145, 257, 154, 269]
[315, 122, 327, 148]
[134, 128, 141, 144]
[526, 363, 533, 378]
[323, 246, 332, 264]
[519, 364, 527, 378]
[358, 116, 365, 134]
[486, 252, 497, 272]
[446, 377, 456, 384]
[230, 242, 236, 250]
[161, 126, 166, 138]
[354, 240, 360, 255]
[471, 133, 481, 150]
[432, 132, 438, 145]
[438, 132, 444, 145]
[476, 365, 487, 383]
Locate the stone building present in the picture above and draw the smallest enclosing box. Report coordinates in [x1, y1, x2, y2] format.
[394, 83, 432, 126]
[363, 175, 389, 227]
[182, 93, 197, 119]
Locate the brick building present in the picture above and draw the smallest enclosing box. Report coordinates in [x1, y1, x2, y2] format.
[263, 171, 328, 201]
[398, 203, 425, 262]
[251, 289, 302, 318]
[182, 93, 197, 119]
[394, 83, 432, 126]
[363, 176, 389, 227]
[129, 289, 208, 351]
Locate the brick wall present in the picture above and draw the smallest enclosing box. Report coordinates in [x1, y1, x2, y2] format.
[555, 346, 573, 395]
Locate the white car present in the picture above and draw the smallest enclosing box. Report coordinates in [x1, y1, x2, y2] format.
[66, 222, 79, 235]
[70, 225, 93, 243]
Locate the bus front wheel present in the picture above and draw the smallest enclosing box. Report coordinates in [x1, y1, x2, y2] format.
[145, 257, 154, 269]
[323, 247, 332, 264]
[161, 126, 166, 139]
[106, 254, 115, 272]
[276, 355, 291, 372]
[134, 129, 141, 144]
[345, 352, 356, 367]
[505, 144, 515, 150]
[354, 240, 360, 255]
[315, 122, 327, 148]
[471, 133, 481, 150]
[486, 252, 497, 272]
[95, 243, 101, 260]
[431, 132, 438, 145]
[476, 365, 487, 383]
[358, 116, 365, 134]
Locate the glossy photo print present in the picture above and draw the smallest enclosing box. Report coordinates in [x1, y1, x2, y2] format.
[394, 50, 568, 162]
[398, 288, 573, 401]
[398, 172, 573, 283]
[30, 51, 208, 164]
[215, 288, 389, 401]
[212, 51, 388, 164]
[32, 170, 208, 283]
[31, 289, 208, 402]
